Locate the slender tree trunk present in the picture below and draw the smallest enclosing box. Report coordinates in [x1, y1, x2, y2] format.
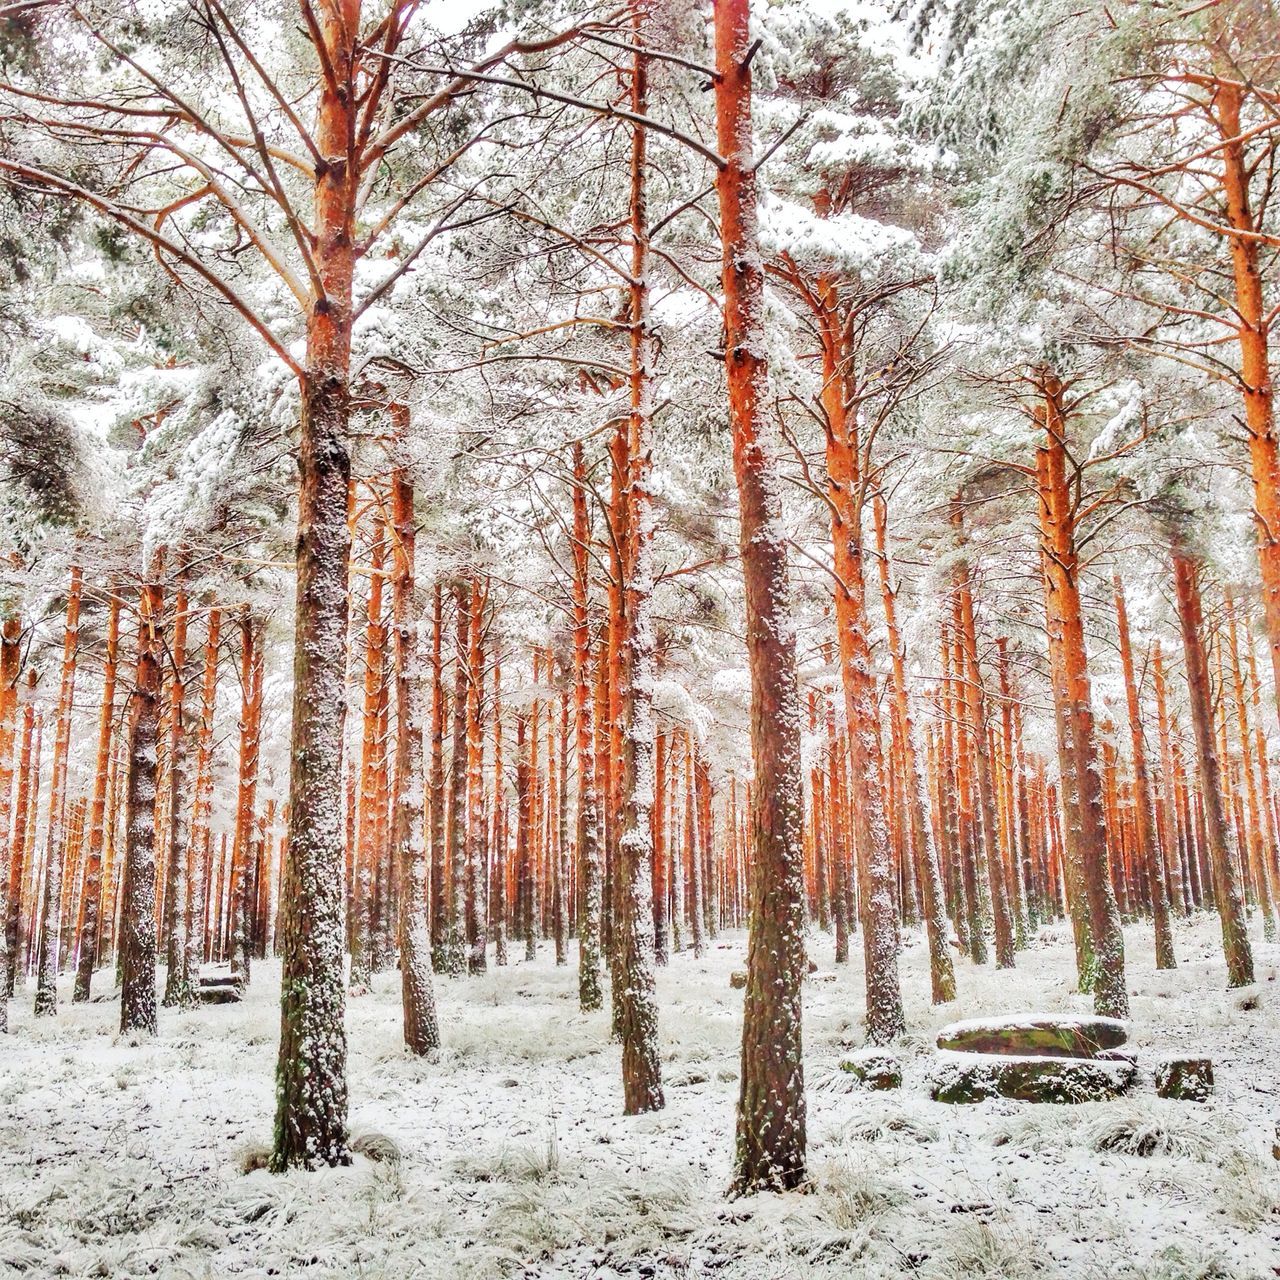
[5, 678, 34, 996]
[445, 581, 470, 977]
[182, 610, 220, 991]
[716, 0, 807, 1191]
[162, 565, 194, 1006]
[466, 577, 488, 974]
[996, 641, 1030, 944]
[554, 687, 570, 965]
[1245, 622, 1280, 904]
[516, 709, 534, 958]
[428, 582, 447, 971]
[1113, 577, 1176, 969]
[653, 729, 669, 964]
[74, 592, 121, 1002]
[825, 688, 851, 962]
[952, 510, 1016, 969]
[814, 290, 904, 1041]
[1034, 371, 1128, 1018]
[120, 576, 163, 1035]
[0, 616, 19, 1028]
[229, 611, 263, 984]
[873, 496, 955, 1002]
[1152, 641, 1189, 914]
[389, 454, 439, 1053]
[492, 660, 508, 968]
[351, 509, 386, 989]
[686, 737, 706, 958]
[1171, 541, 1254, 987]
[944, 629, 986, 962]
[1226, 592, 1276, 939]
[35, 565, 82, 1016]
[808, 695, 830, 933]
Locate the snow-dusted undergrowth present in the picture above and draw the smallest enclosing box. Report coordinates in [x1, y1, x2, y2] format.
[1, 913, 1277, 1278]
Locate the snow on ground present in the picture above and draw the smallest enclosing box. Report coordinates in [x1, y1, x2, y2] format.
[1, 914, 1278, 1279]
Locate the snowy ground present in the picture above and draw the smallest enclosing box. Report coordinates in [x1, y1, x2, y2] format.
[1, 914, 1278, 1279]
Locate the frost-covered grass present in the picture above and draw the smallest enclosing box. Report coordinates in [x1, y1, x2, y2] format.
[0, 913, 1278, 1278]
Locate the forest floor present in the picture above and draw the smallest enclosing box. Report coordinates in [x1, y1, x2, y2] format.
[0, 914, 1278, 1279]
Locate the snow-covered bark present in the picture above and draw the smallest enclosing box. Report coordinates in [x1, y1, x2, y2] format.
[465, 577, 489, 975]
[351, 512, 388, 991]
[34, 565, 80, 1018]
[229, 612, 263, 986]
[390, 460, 440, 1054]
[445, 580, 470, 979]
[715, 0, 808, 1194]
[873, 496, 956, 1004]
[73, 592, 121, 1003]
[1035, 372, 1128, 1019]
[181, 611, 221, 991]
[1170, 539, 1254, 989]
[613, 22, 663, 1113]
[161, 567, 195, 1008]
[120, 576, 162, 1035]
[0, 614, 18, 1031]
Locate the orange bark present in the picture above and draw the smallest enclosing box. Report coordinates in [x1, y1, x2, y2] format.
[351, 510, 387, 987]
[1171, 541, 1253, 986]
[570, 440, 603, 1007]
[229, 610, 263, 983]
[873, 495, 956, 1001]
[34, 564, 81, 1017]
[1226, 592, 1276, 938]
[1034, 372, 1127, 1017]
[120, 575, 163, 1034]
[952, 507, 1016, 969]
[0, 616, 21, 1004]
[183, 609, 220, 983]
[1113, 577, 1176, 968]
[73, 591, 121, 1002]
[161, 564, 194, 1006]
[716, 0, 808, 1188]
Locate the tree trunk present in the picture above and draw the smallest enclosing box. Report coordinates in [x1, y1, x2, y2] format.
[715, 0, 807, 1192]
[814, 288, 905, 1041]
[429, 581, 447, 971]
[1170, 541, 1254, 987]
[182, 609, 221, 990]
[1113, 576, 1176, 969]
[272, 0, 357, 1160]
[1211, 85, 1280, 744]
[162, 564, 194, 1006]
[1034, 370, 1128, 1018]
[446, 580, 470, 977]
[229, 611, 263, 984]
[653, 729, 669, 964]
[74, 592, 121, 1002]
[35, 564, 81, 1017]
[5, 678, 34, 996]
[516, 709, 534, 959]
[466, 577, 488, 974]
[952, 508, 1016, 969]
[390, 456, 439, 1053]
[492, 660, 508, 967]
[351, 508, 387, 989]
[1226, 592, 1276, 939]
[873, 495, 956, 1002]
[120, 576, 162, 1035]
[554, 687, 570, 966]
[0, 615, 19, 1028]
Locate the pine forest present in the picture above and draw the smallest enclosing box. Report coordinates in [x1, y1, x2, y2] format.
[0, 0, 1278, 1275]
